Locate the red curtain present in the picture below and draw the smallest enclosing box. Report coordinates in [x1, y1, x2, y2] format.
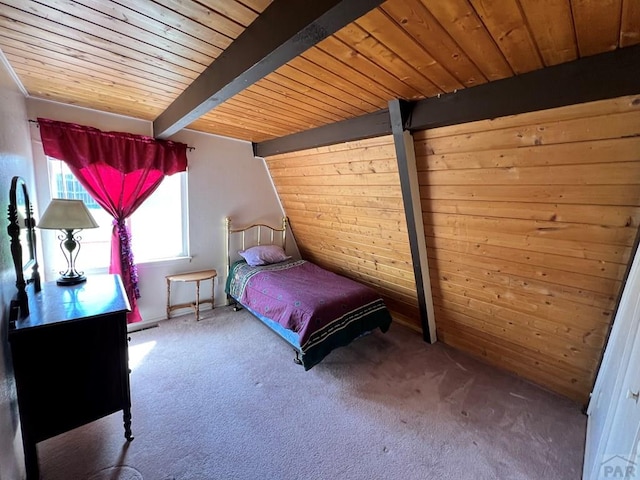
[38, 118, 188, 323]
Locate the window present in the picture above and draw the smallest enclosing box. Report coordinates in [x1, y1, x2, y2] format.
[47, 159, 188, 270]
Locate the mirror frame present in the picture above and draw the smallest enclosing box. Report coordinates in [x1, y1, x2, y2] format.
[8, 176, 41, 317]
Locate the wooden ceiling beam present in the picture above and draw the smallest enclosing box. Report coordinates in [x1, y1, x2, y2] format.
[255, 44, 640, 157]
[152, 0, 386, 139]
[409, 43, 640, 132]
[253, 108, 392, 157]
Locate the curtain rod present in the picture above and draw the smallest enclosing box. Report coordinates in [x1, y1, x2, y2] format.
[28, 119, 195, 151]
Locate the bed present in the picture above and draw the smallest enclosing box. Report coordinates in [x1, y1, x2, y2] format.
[224, 217, 392, 370]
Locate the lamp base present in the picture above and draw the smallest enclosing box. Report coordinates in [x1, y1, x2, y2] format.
[56, 274, 87, 286]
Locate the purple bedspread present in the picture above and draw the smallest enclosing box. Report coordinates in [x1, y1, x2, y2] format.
[228, 260, 386, 349]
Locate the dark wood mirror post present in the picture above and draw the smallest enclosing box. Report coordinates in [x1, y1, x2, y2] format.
[7, 176, 41, 318]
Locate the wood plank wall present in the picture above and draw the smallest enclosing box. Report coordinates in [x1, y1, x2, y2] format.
[414, 94, 640, 403]
[264, 135, 420, 329]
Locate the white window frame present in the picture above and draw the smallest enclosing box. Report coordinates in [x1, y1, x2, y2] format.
[40, 156, 190, 280]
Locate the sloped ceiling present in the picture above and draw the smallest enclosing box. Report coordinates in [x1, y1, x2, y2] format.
[0, 0, 638, 142]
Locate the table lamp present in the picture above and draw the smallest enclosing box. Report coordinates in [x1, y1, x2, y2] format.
[38, 199, 99, 285]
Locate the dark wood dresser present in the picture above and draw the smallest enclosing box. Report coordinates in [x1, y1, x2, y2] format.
[8, 274, 133, 479]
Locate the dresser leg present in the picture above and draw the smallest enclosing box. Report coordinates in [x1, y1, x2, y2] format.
[123, 408, 134, 441]
[23, 438, 39, 480]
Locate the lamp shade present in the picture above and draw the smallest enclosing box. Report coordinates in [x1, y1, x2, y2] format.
[38, 199, 99, 230]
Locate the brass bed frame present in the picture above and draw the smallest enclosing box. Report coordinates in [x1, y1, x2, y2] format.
[224, 216, 288, 275]
[224, 216, 288, 308]
[223, 216, 393, 369]
[224, 216, 305, 363]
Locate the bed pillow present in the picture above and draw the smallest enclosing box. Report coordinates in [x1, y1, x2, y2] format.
[239, 245, 291, 266]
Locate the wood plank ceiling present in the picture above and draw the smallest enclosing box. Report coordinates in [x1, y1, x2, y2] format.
[0, 0, 638, 142]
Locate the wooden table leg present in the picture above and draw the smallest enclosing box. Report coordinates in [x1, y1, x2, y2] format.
[195, 280, 201, 321]
[166, 278, 171, 319]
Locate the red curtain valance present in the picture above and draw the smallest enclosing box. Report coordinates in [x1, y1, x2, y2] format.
[37, 118, 188, 323]
[37, 117, 188, 174]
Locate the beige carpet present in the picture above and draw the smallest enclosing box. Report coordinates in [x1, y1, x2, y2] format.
[37, 306, 586, 479]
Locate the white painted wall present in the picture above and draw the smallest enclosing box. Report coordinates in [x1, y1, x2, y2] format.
[0, 54, 34, 480]
[26, 98, 288, 324]
[139, 128, 289, 322]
